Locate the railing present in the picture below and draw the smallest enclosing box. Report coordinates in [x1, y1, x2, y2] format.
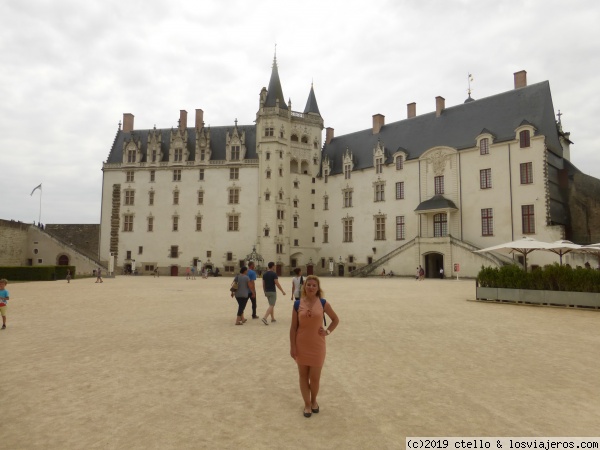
[350, 238, 417, 277]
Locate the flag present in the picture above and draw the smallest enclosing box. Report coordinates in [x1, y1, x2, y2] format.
[30, 183, 42, 196]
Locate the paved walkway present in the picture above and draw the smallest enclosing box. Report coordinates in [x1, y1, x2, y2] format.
[2, 276, 599, 449]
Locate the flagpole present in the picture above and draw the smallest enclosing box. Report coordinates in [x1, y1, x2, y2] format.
[39, 187, 42, 225]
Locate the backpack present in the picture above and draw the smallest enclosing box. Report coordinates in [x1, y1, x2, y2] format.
[294, 299, 327, 326]
[230, 276, 239, 293]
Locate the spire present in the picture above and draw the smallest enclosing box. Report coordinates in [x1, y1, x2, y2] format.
[303, 82, 321, 116]
[264, 53, 288, 110]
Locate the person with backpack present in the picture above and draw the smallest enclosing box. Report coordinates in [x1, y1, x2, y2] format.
[291, 267, 303, 301]
[289, 275, 339, 418]
[231, 267, 251, 325]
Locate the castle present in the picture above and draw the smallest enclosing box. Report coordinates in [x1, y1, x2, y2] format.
[99, 58, 599, 278]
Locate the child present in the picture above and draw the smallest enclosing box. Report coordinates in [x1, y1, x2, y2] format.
[0, 278, 10, 329]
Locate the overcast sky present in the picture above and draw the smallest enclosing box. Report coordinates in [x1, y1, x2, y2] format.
[1, 0, 599, 224]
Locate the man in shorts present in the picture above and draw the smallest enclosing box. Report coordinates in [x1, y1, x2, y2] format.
[261, 262, 286, 325]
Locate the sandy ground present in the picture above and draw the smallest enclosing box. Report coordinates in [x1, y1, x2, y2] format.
[1, 275, 599, 449]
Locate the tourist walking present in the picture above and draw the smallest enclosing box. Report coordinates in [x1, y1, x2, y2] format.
[291, 268, 303, 301]
[66, 269, 71, 283]
[231, 267, 251, 325]
[290, 275, 339, 417]
[0, 278, 10, 329]
[95, 268, 103, 283]
[261, 262, 286, 325]
[247, 261, 258, 319]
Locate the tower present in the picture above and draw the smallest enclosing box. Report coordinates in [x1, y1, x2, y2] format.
[255, 55, 324, 273]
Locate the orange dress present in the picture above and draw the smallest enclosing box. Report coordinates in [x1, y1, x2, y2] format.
[295, 298, 326, 367]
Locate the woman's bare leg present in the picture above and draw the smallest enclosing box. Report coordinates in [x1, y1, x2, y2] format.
[297, 364, 312, 413]
[308, 366, 323, 409]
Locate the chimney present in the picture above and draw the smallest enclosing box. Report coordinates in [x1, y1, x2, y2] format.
[123, 113, 134, 132]
[179, 110, 188, 129]
[372, 114, 385, 134]
[325, 127, 334, 144]
[435, 96, 445, 117]
[514, 70, 527, 89]
[407, 102, 416, 119]
[195, 109, 204, 129]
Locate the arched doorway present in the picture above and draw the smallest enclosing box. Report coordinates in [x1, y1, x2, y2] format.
[338, 264, 345, 277]
[424, 253, 444, 279]
[57, 255, 69, 265]
[170, 265, 179, 276]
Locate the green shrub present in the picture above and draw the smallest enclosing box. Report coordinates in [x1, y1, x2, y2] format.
[477, 263, 600, 293]
[0, 266, 76, 281]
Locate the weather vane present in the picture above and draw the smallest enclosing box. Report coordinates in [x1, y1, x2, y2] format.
[467, 73, 474, 97]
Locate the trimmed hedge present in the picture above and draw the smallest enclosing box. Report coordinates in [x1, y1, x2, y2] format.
[477, 263, 600, 293]
[0, 266, 76, 281]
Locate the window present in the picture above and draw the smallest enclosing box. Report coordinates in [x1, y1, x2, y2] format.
[126, 171, 134, 182]
[196, 216, 202, 231]
[279, 151, 283, 159]
[172, 216, 179, 231]
[126, 250, 132, 260]
[228, 188, 240, 204]
[149, 191, 154, 205]
[481, 208, 493, 236]
[324, 196, 329, 210]
[173, 191, 179, 205]
[343, 189, 353, 208]
[294, 239, 299, 246]
[291, 134, 298, 142]
[150, 170, 155, 182]
[147, 217, 154, 232]
[123, 214, 134, 232]
[293, 215, 299, 228]
[228, 215, 239, 231]
[199, 169, 205, 181]
[265, 192, 270, 201]
[278, 225, 283, 234]
[395, 182, 404, 200]
[279, 190, 283, 200]
[522, 205, 535, 234]
[344, 164, 351, 179]
[433, 213, 448, 237]
[197, 190, 204, 205]
[374, 182, 385, 202]
[266, 152, 271, 160]
[293, 200, 298, 208]
[230, 168, 239, 180]
[266, 170, 271, 179]
[227, 252, 233, 261]
[138, 246, 143, 255]
[396, 156, 404, 170]
[152, 150, 158, 162]
[519, 130, 531, 148]
[323, 225, 329, 243]
[276, 243, 284, 254]
[207, 251, 211, 258]
[321, 258, 326, 269]
[127, 149, 136, 163]
[294, 181, 299, 189]
[173, 169, 181, 181]
[396, 216, 405, 240]
[277, 209, 285, 220]
[375, 157, 383, 174]
[170, 246, 178, 258]
[434, 176, 444, 195]
[301, 135, 308, 144]
[480, 138, 489, 155]
[200, 149, 206, 161]
[279, 168, 283, 177]
[375, 216, 386, 240]
[520, 162, 533, 184]
[264, 226, 270, 237]
[343, 218, 353, 242]
[324, 170, 329, 183]
[124, 190, 135, 205]
[231, 145, 240, 160]
[265, 127, 274, 137]
[174, 148, 183, 162]
[480, 169, 492, 189]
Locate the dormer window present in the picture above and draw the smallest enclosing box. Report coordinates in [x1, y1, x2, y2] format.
[375, 157, 384, 174]
[344, 164, 351, 179]
[519, 130, 531, 148]
[127, 149, 136, 163]
[231, 145, 240, 160]
[480, 138, 490, 155]
[174, 148, 183, 162]
[396, 155, 404, 170]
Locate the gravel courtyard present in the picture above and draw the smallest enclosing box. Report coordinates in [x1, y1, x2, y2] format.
[2, 275, 599, 449]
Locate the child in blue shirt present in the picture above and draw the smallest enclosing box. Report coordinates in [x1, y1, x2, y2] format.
[0, 278, 10, 329]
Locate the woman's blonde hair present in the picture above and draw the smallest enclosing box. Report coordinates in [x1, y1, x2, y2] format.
[300, 275, 324, 298]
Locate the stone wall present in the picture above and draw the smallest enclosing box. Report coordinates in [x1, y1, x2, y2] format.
[0, 219, 30, 265]
[45, 224, 100, 260]
[568, 172, 600, 244]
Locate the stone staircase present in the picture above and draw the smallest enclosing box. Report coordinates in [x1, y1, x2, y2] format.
[350, 238, 417, 277]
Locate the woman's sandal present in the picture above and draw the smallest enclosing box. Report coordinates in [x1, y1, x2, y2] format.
[311, 405, 320, 413]
[235, 322, 243, 325]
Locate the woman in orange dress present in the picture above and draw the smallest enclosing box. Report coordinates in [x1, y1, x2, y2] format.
[289, 275, 339, 418]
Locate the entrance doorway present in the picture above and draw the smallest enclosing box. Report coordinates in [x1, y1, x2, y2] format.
[338, 264, 345, 277]
[275, 264, 282, 276]
[58, 255, 69, 265]
[170, 265, 179, 276]
[424, 253, 444, 279]
[306, 265, 314, 276]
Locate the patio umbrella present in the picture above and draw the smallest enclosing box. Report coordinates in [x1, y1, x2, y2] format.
[473, 236, 552, 271]
[543, 240, 582, 265]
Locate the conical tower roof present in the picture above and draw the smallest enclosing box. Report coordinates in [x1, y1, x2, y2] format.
[303, 83, 321, 116]
[264, 56, 288, 110]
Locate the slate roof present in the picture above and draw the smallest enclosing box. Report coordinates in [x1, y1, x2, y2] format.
[105, 125, 257, 164]
[264, 57, 287, 110]
[322, 81, 561, 175]
[304, 84, 321, 116]
[415, 195, 458, 212]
